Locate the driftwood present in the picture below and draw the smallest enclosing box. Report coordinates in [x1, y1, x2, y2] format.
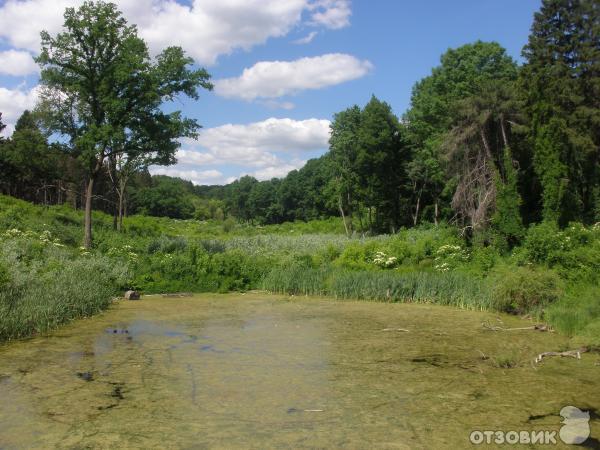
[162, 292, 193, 298]
[534, 348, 588, 364]
[382, 328, 409, 332]
[482, 322, 553, 332]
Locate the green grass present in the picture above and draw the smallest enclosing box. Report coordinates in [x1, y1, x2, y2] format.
[0, 237, 129, 341]
[262, 267, 493, 310]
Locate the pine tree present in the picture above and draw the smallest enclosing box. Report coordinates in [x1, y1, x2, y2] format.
[521, 0, 600, 224]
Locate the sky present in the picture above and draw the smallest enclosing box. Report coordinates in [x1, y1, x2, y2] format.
[0, 0, 542, 186]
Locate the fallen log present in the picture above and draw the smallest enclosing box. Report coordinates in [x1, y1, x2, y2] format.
[482, 322, 553, 332]
[534, 347, 589, 364]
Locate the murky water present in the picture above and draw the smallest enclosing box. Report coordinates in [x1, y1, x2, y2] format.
[0, 293, 598, 449]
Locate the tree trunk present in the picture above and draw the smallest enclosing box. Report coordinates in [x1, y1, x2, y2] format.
[338, 195, 350, 237]
[113, 206, 118, 230]
[84, 156, 104, 249]
[412, 187, 422, 226]
[480, 129, 494, 162]
[434, 199, 439, 226]
[84, 176, 95, 249]
[346, 190, 353, 234]
[500, 116, 509, 150]
[117, 190, 124, 232]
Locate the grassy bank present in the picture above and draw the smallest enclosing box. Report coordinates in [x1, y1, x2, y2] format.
[0, 195, 599, 345]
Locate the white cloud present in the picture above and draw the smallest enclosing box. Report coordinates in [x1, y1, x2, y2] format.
[293, 31, 318, 45]
[251, 160, 306, 181]
[0, 0, 75, 52]
[309, 0, 351, 29]
[166, 118, 330, 184]
[176, 149, 217, 166]
[149, 167, 224, 185]
[214, 53, 372, 100]
[0, 85, 40, 136]
[0, 50, 39, 76]
[196, 117, 330, 156]
[0, 0, 351, 65]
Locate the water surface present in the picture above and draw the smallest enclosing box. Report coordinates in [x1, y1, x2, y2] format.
[0, 293, 598, 449]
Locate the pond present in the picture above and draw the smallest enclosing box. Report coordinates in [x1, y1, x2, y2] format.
[0, 293, 598, 449]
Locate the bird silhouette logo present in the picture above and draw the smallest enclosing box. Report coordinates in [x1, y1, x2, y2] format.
[559, 406, 590, 445]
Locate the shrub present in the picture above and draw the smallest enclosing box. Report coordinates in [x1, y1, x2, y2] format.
[147, 235, 188, 254]
[490, 266, 563, 315]
[222, 218, 236, 233]
[523, 221, 561, 263]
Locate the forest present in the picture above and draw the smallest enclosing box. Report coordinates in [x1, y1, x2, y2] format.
[0, 0, 598, 345]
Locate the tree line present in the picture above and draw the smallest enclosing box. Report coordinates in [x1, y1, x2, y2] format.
[0, 0, 598, 247]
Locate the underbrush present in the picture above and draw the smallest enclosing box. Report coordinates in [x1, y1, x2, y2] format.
[0, 231, 130, 341]
[1, 195, 599, 345]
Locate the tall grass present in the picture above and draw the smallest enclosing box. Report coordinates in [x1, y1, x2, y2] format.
[545, 286, 600, 346]
[0, 237, 130, 342]
[262, 267, 493, 310]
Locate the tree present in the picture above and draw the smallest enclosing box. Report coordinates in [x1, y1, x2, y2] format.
[443, 79, 524, 233]
[36, 1, 212, 247]
[131, 176, 195, 219]
[329, 97, 408, 234]
[405, 41, 519, 226]
[0, 111, 61, 203]
[329, 105, 362, 235]
[227, 176, 258, 222]
[355, 96, 408, 232]
[521, 0, 600, 224]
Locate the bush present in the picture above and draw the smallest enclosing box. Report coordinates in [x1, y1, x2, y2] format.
[523, 221, 561, 263]
[147, 235, 188, 254]
[222, 218, 236, 233]
[490, 266, 563, 315]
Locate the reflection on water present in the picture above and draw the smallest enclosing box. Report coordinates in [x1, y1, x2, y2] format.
[0, 293, 598, 449]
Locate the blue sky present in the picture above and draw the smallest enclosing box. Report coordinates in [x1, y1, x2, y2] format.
[0, 0, 541, 185]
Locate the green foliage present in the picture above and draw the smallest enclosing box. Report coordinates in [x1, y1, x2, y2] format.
[532, 119, 572, 223]
[490, 266, 562, 315]
[520, 222, 600, 283]
[263, 267, 493, 310]
[35, 0, 212, 247]
[492, 148, 524, 248]
[132, 176, 196, 219]
[1, 194, 599, 345]
[329, 96, 410, 233]
[222, 217, 236, 233]
[522, 0, 599, 224]
[545, 286, 600, 341]
[0, 232, 129, 341]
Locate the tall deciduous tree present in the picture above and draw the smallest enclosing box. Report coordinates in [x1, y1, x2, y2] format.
[36, 1, 212, 248]
[356, 96, 408, 232]
[329, 105, 361, 235]
[405, 41, 519, 226]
